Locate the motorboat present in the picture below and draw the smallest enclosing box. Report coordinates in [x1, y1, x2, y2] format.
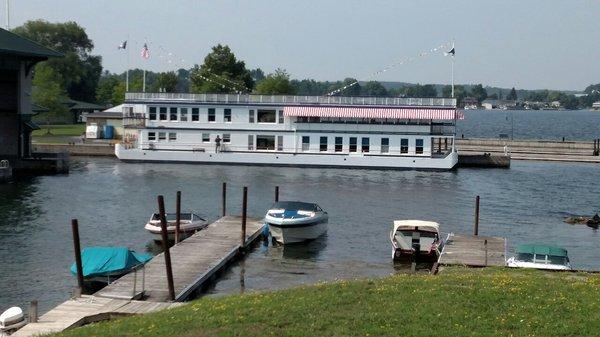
[70, 246, 153, 285]
[144, 212, 208, 241]
[390, 220, 441, 261]
[506, 244, 572, 271]
[0, 307, 26, 336]
[265, 201, 328, 244]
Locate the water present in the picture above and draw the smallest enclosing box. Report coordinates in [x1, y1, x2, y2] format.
[457, 109, 600, 141]
[1, 157, 599, 313]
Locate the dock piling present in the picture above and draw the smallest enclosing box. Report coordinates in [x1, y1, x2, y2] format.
[484, 239, 488, 266]
[29, 300, 38, 323]
[157, 195, 176, 301]
[275, 186, 279, 202]
[241, 187, 247, 247]
[71, 219, 84, 294]
[474, 196, 480, 236]
[175, 191, 181, 244]
[222, 182, 227, 216]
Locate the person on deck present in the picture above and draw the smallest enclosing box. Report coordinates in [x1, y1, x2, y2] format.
[215, 135, 222, 153]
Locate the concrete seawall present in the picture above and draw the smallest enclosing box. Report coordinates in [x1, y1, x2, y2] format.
[33, 143, 115, 157]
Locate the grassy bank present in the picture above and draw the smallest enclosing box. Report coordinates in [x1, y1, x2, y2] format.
[53, 267, 600, 337]
[32, 124, 85, 144]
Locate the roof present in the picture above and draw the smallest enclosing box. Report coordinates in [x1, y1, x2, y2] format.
[517, 244, 568, 257]
[284, 106, 463, 120]
[104, 104, 124, 113]
[393, 220, 440, 233]
[86, 111, 123, 119]
[62, 98, 105, 110]
[0, 28, 62, 59]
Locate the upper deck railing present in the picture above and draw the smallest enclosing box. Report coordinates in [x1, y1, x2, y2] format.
[125, 92, 456, 108]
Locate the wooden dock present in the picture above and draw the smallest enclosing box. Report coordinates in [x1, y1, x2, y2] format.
[438, 234, 506, 267]
[13, 216, 265, 337]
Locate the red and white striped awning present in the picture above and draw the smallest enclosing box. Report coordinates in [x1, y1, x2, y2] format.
[283, 106, 463, 120]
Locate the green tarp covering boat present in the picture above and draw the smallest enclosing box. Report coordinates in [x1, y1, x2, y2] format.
[70, 246, 152, 278]
[516, 244, 568, 257]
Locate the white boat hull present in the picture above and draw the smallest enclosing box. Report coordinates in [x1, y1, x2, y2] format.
[506, 257, 571, 271]
[269, 221, 328, 244]
[116, 145, 458, 170]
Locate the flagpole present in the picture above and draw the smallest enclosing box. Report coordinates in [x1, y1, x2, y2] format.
[5, 0, 10, 30]
[126, 35, 130, 92]
[143, 69, 146, 93]
[451, 40, 455, 98]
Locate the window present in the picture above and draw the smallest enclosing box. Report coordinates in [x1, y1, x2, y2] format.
[224, 109, 232, 122]
[320, 136, 328, 152]
[223, 134, 231, 143]
[256, 135, 275, 150]
[202, 133, 210, 142]
[148, 132, 156, 141]
[248, 135, 254, 150]
[249, 110, 255, 123]
[349, 137, 357, 152]
[257, 109, 276, 123]
[159, 107, 167, 121]
[169, 107, 178, 121]
[278, 110, 284, 124]
[381, 138, 389, 153]
[277, 135, 283, 151]
[400, 138, 409, 154]
[416, 139, 424, 154]
[180, 108, 188, 122]
[191, 108, 199, 121]
[335, 137, 343, 152]
[302, 136, 310, 151]
[158, 132, 166, 140]
[149, 107, 157, 120]
[208, 108, 216, 122]
[362, 137, 370, 153]
[168, 132, 177, 141]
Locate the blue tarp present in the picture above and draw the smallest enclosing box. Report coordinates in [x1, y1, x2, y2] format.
[70, 246, 153, 278]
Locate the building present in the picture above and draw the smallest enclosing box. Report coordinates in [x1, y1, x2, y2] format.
[481, 99, 517, 110]
[593, 102, 600, 110]
[85, 104, 124, 140]
[116, 93, 462, 170]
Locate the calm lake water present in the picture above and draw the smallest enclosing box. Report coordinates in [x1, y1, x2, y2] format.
[1, 157, 599, 313]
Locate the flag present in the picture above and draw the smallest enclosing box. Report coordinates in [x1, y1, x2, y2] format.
[118, 40, 127, 50]
[141, 43, 150, 59]
[445, 47, 455, 57]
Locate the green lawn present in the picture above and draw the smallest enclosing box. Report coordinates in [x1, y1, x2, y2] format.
[32, 124, 85, 144]
[51, 267, 600, 337]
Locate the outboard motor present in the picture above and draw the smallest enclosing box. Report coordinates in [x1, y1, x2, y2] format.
[0, 307, 26, 335]
[412, 229, 421, 257]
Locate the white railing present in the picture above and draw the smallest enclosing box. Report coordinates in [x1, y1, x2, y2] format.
[125, 92, 456, 107]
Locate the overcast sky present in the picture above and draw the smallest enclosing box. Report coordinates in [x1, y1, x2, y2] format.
[4, 0, 599, 90]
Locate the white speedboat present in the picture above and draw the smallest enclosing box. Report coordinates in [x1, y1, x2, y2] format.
[506, 244, 572, 271]
[265, 201, 328, 244]
[144, 212, 208, 242]
[390, 220, 441, 261]
[0, 307, 26, 336]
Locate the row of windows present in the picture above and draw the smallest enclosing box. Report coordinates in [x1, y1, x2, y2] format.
[302, 136, 424, 154]
[148, 132, 177, 141]
[147, 107, 285, 124]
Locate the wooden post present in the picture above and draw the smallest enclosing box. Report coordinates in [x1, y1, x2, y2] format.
[71, 219, 84, 293]
[438, 138, 441, 153]
[175, 191, 181, 244]
[157, 195, 176, 301]
[241, 186, 247, 247]
[29, 300, 38, 323]
[474, 195, 480, 236]
[222, 182, 227, 216]
[274, 186, 279, 202]
[484, 239, 488, 266]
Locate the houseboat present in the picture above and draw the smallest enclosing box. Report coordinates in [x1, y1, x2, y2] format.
[115, 93, 462, 170]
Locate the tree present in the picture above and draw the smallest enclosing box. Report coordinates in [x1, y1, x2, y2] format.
[189, 44, 254, 93]
[361, 81, 388, 96]
[96, 73, 121, 105]
[404, 84, 438, 98]
[506, 87, 518, 101]
[12, 20, 103, 103]
[442, 85, 468, 106]
[250, 68, 265, 83]
[255, 69, 296, 95]
[328, 78, 361, 96]
[470, 84, 488, 103]
[32, 64, 69, 132]
[152, 71, 179, 92]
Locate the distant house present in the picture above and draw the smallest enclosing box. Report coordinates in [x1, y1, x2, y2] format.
[481, 99, 517, 110]
[462, 97, 479, 108]
[592, 102, 600, 110]
[85, 104, 124, 140]
[32, 98, 105, 124]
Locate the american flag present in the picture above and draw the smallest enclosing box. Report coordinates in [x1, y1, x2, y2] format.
[141, 43, 150, 59]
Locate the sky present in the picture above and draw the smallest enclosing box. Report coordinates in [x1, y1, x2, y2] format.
[3, 0, 600, 91]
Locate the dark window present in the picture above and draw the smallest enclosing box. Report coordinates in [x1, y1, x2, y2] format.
[191, 108, 199, 121]
[278, 110, 284, 123]
[170, 107, 178, 121]
[158, 132, 166, 140]
[202, 133, 210, 142]
[180, 108, 188, 121]
[277, 135, 283, 151]
[257, 109, 276, 123]
[149, 107, 157, 120]
[349, 137, 357, 152]
[148, 132, 156, 141]
[208, 108, 216, 122]
[224, 109, 232, 122]
[362, 137, 370, 153]
[223, 134, 231, 143]
[400, 138, 409, 154]
[168, 132, 177, 141]
[256, 135, 275, 150]
[302, 136, 310, 151]
[159, 107, 167, 120]
[248, 135, 254, 150]
[381, 138, 389, 153]
[335, 137, 343, 152]
[249, 110, 255, 123]
[416, 139, 424, 154]
[320, 136, 328, 152]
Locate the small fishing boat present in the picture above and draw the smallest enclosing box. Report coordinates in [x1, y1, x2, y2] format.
[390, 220, 441, 261]
[506, 244, 572, 271]
[144, 212, 208, 241]
[265, 201, 328, 244]
[70, 246, 153, 284]
[0, 307, 26, 336]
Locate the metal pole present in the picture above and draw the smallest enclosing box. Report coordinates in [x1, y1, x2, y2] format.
[5, 0, 9, 30]
[29, 300, 38, 323]
[222, 182, 227, 217]
[175, 191, 181, 244]
[143, 69, 146, 93]
[275, 186, 279, 202]
[71, 219, 84, 293]
[157, 195, 175, 301]
[126, 34, 130, 92]
[474, 195, 480, 236]
[241, 187, 247, 247]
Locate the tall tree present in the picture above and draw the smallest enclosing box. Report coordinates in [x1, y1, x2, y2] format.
[328, 78, 361, 96]
[32, 64, 69, 131]
[12, 20, 103, 103]
[361, 81, 388, 96]
[506, 87, 518, 100]
[250, 68, 265, 83]
[152, 71, 179, 92]
[189, 44, 254, 93]
[96, 72, 121, 105]
[255, 69, 296, 95]
[470, 84, 488, 103]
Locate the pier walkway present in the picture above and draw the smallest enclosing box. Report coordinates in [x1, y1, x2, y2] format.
[438, 234, 506, 267]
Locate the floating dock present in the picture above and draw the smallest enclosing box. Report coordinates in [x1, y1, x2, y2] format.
[438, 234, 506, 267]
[14, 216, 265, 337]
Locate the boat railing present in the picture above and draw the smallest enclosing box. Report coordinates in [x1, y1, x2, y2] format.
[130, 263, 146, 300]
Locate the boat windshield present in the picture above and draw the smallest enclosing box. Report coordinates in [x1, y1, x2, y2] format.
[271, 201, 322, 212]
[152, 213, 204, 221]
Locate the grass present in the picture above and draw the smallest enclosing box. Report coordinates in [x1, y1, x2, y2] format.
[51, 267, 600, 337]
[32, 124, 85, 144]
